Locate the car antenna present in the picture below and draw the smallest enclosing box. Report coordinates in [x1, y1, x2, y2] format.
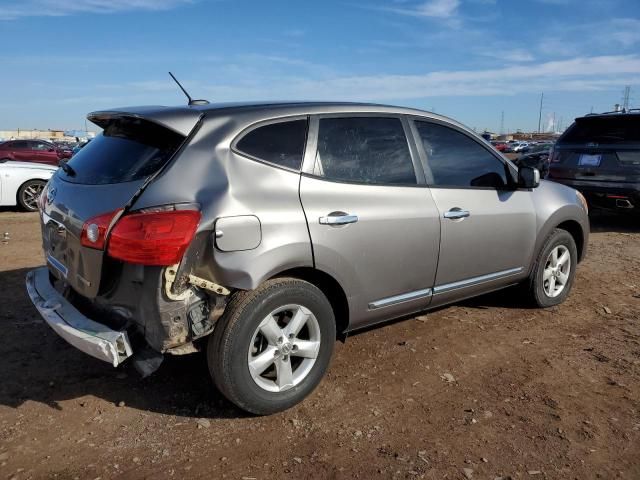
[168, 72, 209, 106]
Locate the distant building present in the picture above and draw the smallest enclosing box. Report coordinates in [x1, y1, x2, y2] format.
[0, 129, 96, 142]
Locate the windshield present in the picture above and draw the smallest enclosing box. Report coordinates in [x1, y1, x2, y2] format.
[60, 117, 184, 185]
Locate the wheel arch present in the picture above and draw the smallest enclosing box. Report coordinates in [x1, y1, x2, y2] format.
[269, 267, 350, 338]
[556, 219, 586, 263]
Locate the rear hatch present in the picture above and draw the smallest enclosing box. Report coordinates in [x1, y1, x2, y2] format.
[42, 111, 198, 298]
[549, 114, 640, 184]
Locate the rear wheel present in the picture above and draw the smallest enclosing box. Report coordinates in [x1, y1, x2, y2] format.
[17, 179, 45, 212]
[527, 228, 577, 307]
[208, 278, 335, 415]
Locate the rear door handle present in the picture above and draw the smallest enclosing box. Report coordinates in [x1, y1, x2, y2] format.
[319, 213, 359, 225]
[443, 208, 470, 220]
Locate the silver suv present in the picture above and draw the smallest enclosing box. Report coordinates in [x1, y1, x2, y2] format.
[27, 102, 589, 414]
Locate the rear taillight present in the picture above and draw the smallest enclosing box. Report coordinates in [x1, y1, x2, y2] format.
[80, 210, 122, 250]
[107, 209, 201, 266]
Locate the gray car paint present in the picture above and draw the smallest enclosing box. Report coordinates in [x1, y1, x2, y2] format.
[39, 101, 589, 348]
[41, 178, 146, 297]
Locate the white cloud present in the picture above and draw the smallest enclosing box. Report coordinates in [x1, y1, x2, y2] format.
[609, 19, 640, 47]
[480, 49, 535, 63]
[15, 53, 640, 113]
[539, 18, 640, 58]
[414, 0, 460, 17]
[112, 54, 640, 102]
[389, 0, 461, 18]
[0, 0, 193, 20]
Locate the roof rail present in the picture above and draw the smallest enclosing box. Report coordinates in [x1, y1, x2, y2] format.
[585, 108, 639, 116]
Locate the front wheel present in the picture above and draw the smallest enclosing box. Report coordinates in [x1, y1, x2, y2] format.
[527, 228, 578, 307]
[208, 278, 336, 415]
[17, 179, 45, 212]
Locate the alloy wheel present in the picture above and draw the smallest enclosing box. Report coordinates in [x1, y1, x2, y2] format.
[22, 182, 44, 211]
[247, 304, 321, 393]
[543, 245, 571, 298]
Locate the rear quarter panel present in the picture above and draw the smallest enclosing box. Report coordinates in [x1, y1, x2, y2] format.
[132, 112, 313, 290]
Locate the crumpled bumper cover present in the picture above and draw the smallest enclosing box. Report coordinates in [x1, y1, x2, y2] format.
[26, 267, 133, 367]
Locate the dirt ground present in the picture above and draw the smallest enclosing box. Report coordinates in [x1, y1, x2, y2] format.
[0, 209, 639, 480]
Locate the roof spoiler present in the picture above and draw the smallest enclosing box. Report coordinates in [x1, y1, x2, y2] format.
[87, 106, 203, 137]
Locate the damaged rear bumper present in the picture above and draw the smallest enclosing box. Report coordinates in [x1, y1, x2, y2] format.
[26, 267, 133, 367]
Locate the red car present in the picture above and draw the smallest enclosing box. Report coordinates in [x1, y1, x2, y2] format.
[492, 142, 510, 152]
[0, 139, 70, 166]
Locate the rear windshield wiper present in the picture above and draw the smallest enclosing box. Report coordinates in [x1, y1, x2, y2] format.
[59, 159, 76, 177]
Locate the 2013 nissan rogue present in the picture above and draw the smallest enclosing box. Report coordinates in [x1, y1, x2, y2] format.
[26, 101, 589, 414]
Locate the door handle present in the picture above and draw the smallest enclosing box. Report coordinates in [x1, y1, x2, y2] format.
[319, 213, 359, 225]
[443, 208, 470, 220]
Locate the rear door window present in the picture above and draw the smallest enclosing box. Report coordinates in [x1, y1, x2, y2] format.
[313, 117, 417, 185]
[235, 119, 308, 171]
[11, 141, 29, 149]
[414, 120, 508, 188]
[31, 141, 51, 151]
[61, 117, 184, 185]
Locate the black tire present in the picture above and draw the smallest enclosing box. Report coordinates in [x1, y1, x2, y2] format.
[208, 278, 336, 415]
[17, 179, 45, 212]
[527, 228, 578, 307]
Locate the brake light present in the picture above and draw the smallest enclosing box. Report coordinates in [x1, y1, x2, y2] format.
[107, 210, 201, 266]
[80, 210, 122, 250]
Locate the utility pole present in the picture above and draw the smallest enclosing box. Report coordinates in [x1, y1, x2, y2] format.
[537, 92, 544, 134]
[623, 85, 631, 111]
[500, 111, 504, 135]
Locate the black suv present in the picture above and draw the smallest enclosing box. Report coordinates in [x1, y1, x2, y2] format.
[548, 111, 640, 213]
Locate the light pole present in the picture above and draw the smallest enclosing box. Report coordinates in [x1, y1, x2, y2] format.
[537, 92, 544, 134]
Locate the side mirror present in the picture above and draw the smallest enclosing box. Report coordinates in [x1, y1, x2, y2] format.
[48, 148, 55, 152]
[518, 166, 540, 188]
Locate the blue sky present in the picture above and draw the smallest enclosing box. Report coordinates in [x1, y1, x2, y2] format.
[1, 0, 639, 133]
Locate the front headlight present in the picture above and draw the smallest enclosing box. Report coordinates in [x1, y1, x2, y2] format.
[576, 190, 589, 214]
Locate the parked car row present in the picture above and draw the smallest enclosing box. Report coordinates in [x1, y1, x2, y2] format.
[0, 138, 91, 166]
[548, 111, 640, 213]
[0, 160, 56, 211]
[490, 140, 554, 154]
[0, 139, 71, 166]
[490, 111, 639, 215]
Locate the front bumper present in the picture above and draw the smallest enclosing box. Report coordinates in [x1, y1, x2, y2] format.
[26, 267, 133, 367]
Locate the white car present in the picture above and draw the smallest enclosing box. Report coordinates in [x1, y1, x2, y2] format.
[0, 161, 57, 211]
[512, 142, 530, 153]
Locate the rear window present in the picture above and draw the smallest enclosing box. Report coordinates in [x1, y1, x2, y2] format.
[235, 119, 308, 170]
[60, 117, 184, 185]
[561, 116, 640, 145]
